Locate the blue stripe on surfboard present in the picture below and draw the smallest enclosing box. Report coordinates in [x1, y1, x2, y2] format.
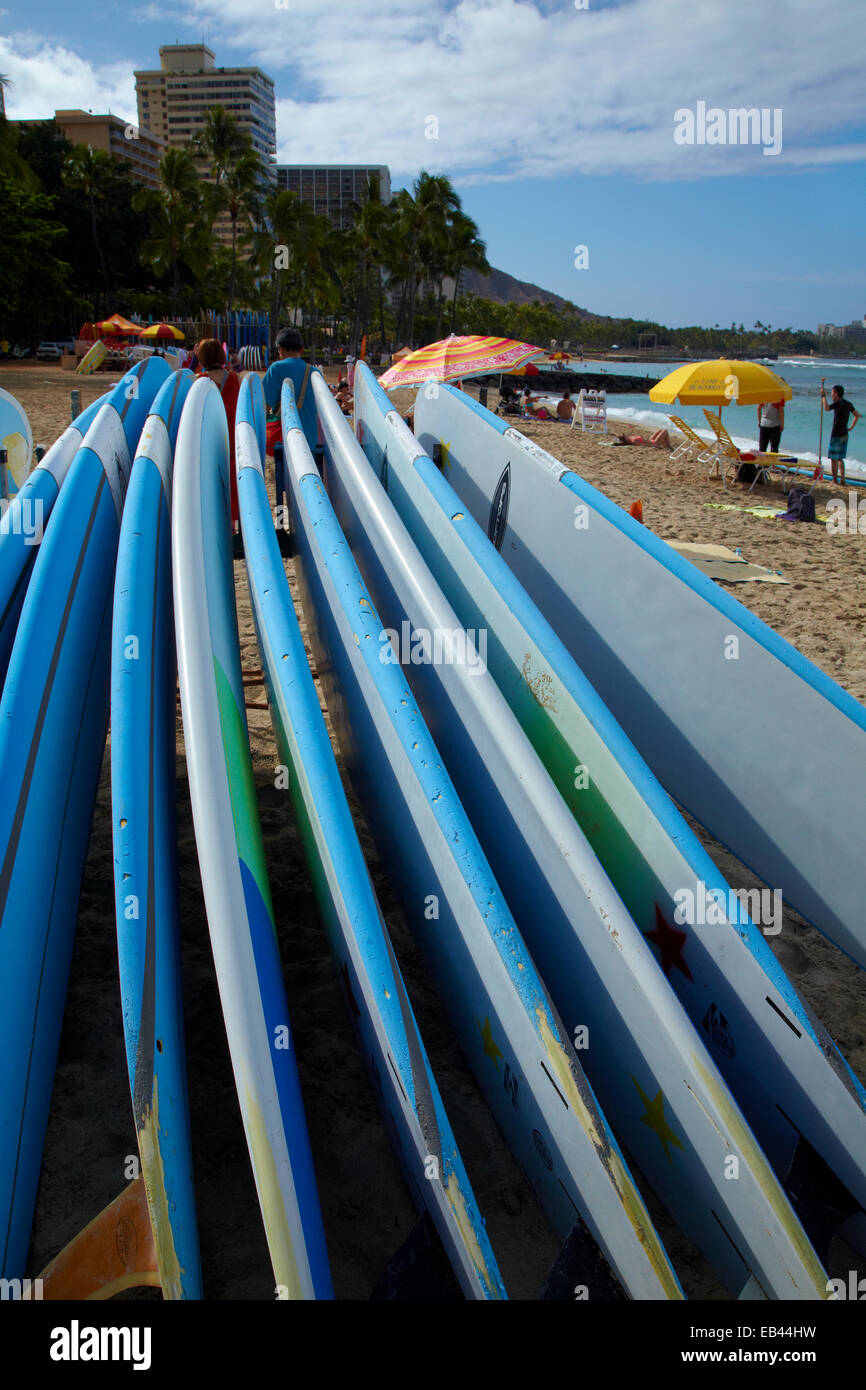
[238, 859, 333, 1299]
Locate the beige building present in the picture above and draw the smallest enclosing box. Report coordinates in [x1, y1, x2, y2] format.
[134, 44, 276, 246]
[134, 45, 276, 168]
[19, 109, 165, 187]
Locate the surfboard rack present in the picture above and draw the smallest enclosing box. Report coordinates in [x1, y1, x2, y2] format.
[26, 1177, 161, 1300]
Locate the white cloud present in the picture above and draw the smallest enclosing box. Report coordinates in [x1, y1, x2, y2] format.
[0, 33, 137, 122]
[2, 0, 865, 182]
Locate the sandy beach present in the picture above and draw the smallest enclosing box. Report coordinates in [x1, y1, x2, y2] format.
[8, 363, 865, 1301]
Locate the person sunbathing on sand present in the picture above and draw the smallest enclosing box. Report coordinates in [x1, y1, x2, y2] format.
[612, 428, 671, 448]
[557, 391, 576, 421]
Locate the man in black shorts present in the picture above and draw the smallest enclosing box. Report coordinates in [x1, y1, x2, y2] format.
[821, 383, 861, 485]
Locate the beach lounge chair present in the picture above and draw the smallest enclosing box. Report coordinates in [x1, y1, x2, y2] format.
[705, 416, 802, 493]
[702, 411, 749, 490]
[667, 416, 716, 472]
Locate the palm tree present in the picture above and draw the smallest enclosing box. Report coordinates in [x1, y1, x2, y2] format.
[256, 188, 318, 353]
[446, 212, 489, 334]
[409, 172, 460, 344]
[0, 117, 38, 189]
[62, 145, 114, 309]
[214, 150, 263, 315]
[134, 148, 209, 316]
[347, 177, 394, 352]
[192, 106, 249, 187]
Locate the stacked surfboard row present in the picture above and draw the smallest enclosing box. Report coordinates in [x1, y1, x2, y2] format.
[0, 359, 863, 1300]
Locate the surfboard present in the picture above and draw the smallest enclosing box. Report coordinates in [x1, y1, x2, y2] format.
[237, 375, 506, 1300]
[0, 389, 111, 687]
[414, 385, 866, 973]
[77, 340, 107, 375]
[0, 387, 33, 498]
[357, 363, 866, 1265]
[173, 376, 332, 1300]
[111, 368, 201, 1299]
[0, 356, 173, 1280]
[282, 377, 682, 1301]
[322, 369, 829, 1300]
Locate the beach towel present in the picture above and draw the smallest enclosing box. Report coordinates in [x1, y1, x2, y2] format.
[668, 542, 787, 584]
[704, 502, 830, 523]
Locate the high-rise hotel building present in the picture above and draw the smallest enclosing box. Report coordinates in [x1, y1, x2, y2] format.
[275, 165, 392, 230]
[134, 44, 276, 169]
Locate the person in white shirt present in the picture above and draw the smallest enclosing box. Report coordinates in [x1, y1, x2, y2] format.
[757, 398, 785, 454]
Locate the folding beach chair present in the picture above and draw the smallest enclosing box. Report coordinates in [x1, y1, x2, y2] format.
[703, 411, 746, 490]
[667, 415, 716, 473]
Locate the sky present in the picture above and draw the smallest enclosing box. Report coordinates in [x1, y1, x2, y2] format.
[2, 0, 865, 330]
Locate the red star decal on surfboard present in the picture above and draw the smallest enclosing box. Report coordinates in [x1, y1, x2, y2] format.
[645, 904, 693, 981]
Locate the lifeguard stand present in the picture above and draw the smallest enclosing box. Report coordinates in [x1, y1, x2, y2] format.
[573, 388, 607, 434]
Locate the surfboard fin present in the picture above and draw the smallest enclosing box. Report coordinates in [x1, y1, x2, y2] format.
[785, 1133, 861, 1267]
[539, 1218, 627, 1300]
[25, 1177, 161, 1300]
[371, 1211, 463, 1301]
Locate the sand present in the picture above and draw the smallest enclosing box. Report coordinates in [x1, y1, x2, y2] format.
[7, 363, 865, 1302]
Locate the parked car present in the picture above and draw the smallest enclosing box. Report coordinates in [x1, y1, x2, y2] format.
[36, 341, 62, 361]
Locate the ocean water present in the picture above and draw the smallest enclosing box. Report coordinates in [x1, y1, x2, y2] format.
[534, 356, 866, 479]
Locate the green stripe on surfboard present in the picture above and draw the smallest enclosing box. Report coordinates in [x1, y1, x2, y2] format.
[505, 655, 665, 927]
[213, 655, 274, 920]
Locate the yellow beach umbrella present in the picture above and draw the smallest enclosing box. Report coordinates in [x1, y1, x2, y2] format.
[649, 358, 792, 408]
[140, 323, 185, 342]
[378, 334, 542, 389]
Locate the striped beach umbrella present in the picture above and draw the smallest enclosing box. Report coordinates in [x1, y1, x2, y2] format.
[96, 314, 142, 336]
[140, 323, 185, 342]
[378, 334, 542, 388]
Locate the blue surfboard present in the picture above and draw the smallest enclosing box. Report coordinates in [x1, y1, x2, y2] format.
[0, 356, 172, 1279]
[112, 368, 202, 1299]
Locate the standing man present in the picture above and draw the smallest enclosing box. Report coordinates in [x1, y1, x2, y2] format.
[262, 328, 321, 455]
[821, 382, 860, 486]
[757, 397, 785, 454]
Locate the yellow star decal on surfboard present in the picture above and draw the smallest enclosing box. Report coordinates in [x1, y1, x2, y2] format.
[632, 1077, 684, 1164]
[479, 1017, 503, 1068]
